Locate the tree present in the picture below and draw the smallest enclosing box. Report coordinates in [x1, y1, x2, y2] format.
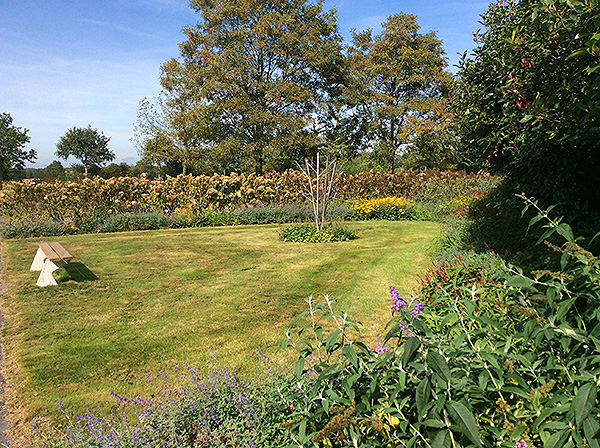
[133, 96, 210, 175]
[0, 112, 37, 180]
[56, 126, 115, 178]
[102, 162, 131, 179]
[401, 127, 460, 170]
[42, 160, 66, 180]
[454, 0, 600, 209]
[160, 0, 345, 174]
[345, 14, 453, 172]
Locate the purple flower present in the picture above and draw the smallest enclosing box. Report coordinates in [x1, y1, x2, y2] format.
[406, 332, 415, 338]
[410, 301, 424, 318]
[390, 286, 407, 312]
[399, 323, 408, 331]
[515, 440, 534, 448]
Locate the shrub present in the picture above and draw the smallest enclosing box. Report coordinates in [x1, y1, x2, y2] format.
[0, 220, 73, 239]
[454, 0, 600, 210]
[234, 203, 356, 225]
[279, 223, 358, 243]
[419, 249, 511, 331]
[280, 205, 600, 448]
[96, 212, 176, 233]
[0, 170, 498, 223]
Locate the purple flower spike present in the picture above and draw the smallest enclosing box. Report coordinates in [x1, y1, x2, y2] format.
[410, 301, 424, 318]
[390, 286, 407, 312]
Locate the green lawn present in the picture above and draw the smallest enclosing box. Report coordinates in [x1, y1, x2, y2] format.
[0, 221, 439, 427]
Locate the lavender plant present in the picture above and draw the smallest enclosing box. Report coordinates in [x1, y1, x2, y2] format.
[33, 355, 296, 448]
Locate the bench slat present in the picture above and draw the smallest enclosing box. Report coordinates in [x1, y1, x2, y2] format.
[38, 242, 60, 261]
[48, 242, 73, 261]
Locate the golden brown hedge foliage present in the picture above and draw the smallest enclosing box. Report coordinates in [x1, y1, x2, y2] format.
[0, 169, 491, 222]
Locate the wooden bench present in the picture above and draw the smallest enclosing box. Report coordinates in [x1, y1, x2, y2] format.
[29, 242, 73, 287]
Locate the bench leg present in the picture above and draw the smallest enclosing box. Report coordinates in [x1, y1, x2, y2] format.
[30, 248, 47, 272]
[37, 259, 67, 287]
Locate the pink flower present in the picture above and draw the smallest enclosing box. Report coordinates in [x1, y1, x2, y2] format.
[374, 346, 390, 354]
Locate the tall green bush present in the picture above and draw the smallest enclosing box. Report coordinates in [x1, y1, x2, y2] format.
[454, 0, 600, 210]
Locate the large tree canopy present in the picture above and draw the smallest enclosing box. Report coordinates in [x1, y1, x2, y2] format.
[0, 112, 37, 180]
[454, 0, 600, 209]
[345, 14, 453, 172]
[56, 126, 115, 178]
[160, 0, 345, 174]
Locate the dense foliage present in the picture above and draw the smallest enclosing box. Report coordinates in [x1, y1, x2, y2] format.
[158, 0, 344, 174]
[279, 223, 358, 242]
[345, 14, 453, 172]
[34, 355, 296, 448]
[454, 0, 600, 209]
[281, 207, 600, 447]
[34, 201, 600, 447]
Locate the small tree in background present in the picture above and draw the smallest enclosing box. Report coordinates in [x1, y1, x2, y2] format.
[0, 112, 37, 180]
[56, 126, 115, 178]
[133, 96, 209, 175]
[42, 160, 66, 180]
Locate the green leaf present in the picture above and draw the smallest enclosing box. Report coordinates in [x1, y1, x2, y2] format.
[427, 350, 451, 383]
[402, 336, 420, 367]
[555, 223, 574, 242]
[545, 430, 569, 448]
[446, 401, 482, 447]
[424, 419, 446, 429]
[503, 386, 531, 400]
[342, 377, 356, 402]
[583, 415, 600, 448]
[432, 429, 451, 448]
[555, 297, 577, 322]
[294, 357, 305, 379]
[342, 345, 358, 369]
[520, 114, 534, 123]
[534, 406, 568, 429]
[299, 417, 307, 441]
[325, 330, 341, 352]
[527, 213, 544, 233]
[291, 310, 309, 327]
[416, 378, 431, 420]
[506, 275, 534, 289]
[575, 383, 597, 428]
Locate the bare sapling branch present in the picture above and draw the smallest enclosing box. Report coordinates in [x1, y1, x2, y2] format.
[298, 152, 338, 231]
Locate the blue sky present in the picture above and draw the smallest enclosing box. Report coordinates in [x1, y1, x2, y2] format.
[0, 0, 489, 168]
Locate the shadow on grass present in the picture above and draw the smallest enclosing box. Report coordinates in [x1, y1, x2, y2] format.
[55, 262, 99, 283]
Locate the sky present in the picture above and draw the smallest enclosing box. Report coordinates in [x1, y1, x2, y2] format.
[0, 0, 489, 168]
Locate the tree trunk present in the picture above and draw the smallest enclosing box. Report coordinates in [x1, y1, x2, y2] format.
[386, 142, 395, 173]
